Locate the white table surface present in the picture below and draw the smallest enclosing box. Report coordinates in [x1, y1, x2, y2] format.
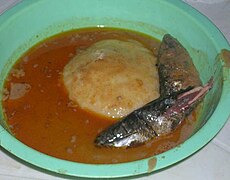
[0, 0, 230, 179]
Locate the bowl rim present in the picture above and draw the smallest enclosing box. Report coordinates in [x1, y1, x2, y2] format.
[0, 0, 230, 178]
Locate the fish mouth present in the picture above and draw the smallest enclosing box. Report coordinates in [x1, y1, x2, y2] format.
[94, 129, 119, 147]
[95, 135, 116, 147]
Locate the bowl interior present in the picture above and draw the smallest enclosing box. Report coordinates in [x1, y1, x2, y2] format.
[0, 0, 229, 178]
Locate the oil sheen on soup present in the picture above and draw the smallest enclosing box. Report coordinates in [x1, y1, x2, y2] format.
[2, 28, 197, 164]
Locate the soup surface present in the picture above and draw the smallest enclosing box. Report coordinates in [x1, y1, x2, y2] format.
[2, 28, 197, 164]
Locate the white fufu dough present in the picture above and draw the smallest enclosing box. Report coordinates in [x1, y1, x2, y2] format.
[63, 39, 159, 118]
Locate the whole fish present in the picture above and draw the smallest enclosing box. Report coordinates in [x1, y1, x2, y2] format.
[95, 79, 213, 147]
[158, 34, 201, 96]
[95, 34, 209, 148]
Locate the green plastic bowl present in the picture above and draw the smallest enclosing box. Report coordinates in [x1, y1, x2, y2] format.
[0, 0, 229, 178]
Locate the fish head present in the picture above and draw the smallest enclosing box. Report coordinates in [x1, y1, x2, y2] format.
[95, 129, 149, 148]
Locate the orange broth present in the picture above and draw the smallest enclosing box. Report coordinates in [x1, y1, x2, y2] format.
[2, 28, 197, 164]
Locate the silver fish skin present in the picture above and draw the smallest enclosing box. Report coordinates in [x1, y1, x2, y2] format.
[95, 78, 213, 148]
